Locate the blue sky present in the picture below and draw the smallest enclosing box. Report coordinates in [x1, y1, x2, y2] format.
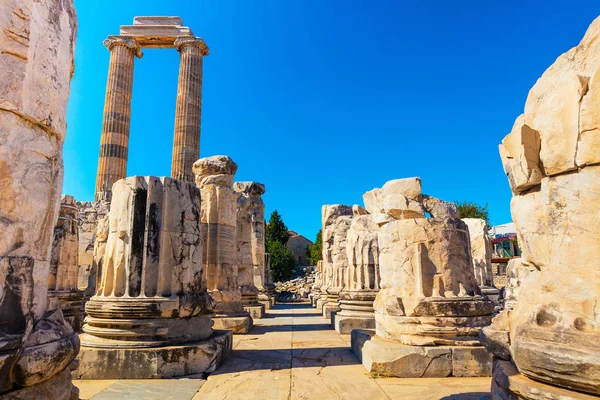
[64, 1, 600, 241]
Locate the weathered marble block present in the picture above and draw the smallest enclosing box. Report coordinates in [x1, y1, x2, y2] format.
[481, 17, 600, 399]
[335, 212, 381, 334]
[49, 195, 85, 332]
[194, 156, 253, 334]
[77, 176, 230, 378]
[235, 182, 267, 318]
[0, 1, 79, 397]
[320, 205, 353, 320]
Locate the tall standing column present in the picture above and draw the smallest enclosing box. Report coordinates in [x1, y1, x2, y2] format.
[172, 37, 209, 182]
[94, 36, 141, 201]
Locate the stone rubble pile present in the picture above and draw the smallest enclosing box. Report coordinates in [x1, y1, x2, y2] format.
[275, 268, 316, 301]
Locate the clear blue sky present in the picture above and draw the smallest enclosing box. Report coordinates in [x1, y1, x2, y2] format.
[64, 0, 599, 241]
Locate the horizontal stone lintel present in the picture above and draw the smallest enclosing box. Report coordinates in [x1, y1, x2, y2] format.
[118, 26, 196, 48]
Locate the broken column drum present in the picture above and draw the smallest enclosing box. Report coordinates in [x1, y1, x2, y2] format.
[77, 176, 231, 379]
[234, 181, 267, 318]
[351, 178, 495, 378]
[320, 205, 353, 319]
[194, 156, 253, 334]
[335, 210, 381, 334]
[49, 195, 85, 332]
[95, 17, 209, 201]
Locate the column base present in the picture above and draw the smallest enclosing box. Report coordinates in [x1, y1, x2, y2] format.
[310, 293, 321, 307]
[75, 330, 232, 380]
[491, 359, 597, 400]
[334, 312, 375, 334]
[212, 313, 253, 334]
[243, 304, 265, 319]
[315, 297, 328, 311]
[258, 299, 271, 310]
[351, 330, 492, 378]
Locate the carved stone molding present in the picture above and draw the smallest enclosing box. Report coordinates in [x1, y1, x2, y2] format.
[103, 36, 143, 58]
[174, 36, 209, 55]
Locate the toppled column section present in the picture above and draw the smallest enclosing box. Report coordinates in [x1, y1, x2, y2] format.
[234, 181, 267, 318]
[319, 205, 353, 319]
[335, 205, 380, 334]
[481, 16, 600, 399]
[194, 156, 253, 334]
[76, 176, 231, 379]
[49, 195, 85, 331]
[352, 177, 494, 378]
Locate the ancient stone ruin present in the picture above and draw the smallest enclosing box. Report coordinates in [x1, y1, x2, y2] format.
[95, 16, 208, 201]
[0, 0, 79, 398]
[49, 195, 85, 332]
[194, 156, 253, 334]
[482, 16, 600, 400]
[351, 178, 495, 378]
[76, 177, 230, 379]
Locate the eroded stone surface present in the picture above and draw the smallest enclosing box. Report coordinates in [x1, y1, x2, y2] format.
[0, 0, 79, 396]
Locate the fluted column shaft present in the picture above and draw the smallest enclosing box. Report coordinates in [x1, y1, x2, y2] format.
[95, 36, 141, 201]
[172, 37, 209, 182]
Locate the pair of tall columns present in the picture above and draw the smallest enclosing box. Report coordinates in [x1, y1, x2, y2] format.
[94, 35, 208, 201]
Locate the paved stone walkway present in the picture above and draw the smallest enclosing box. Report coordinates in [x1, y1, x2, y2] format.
[75, 303, 492, 399]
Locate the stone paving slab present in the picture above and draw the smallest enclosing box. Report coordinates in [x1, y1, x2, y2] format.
[74, 303, 493, 399]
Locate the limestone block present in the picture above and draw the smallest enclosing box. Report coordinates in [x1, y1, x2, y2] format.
[0, 0, 78, 396]
[578, 65, 600, 167]
[380, 178, 425, 219]
[422, 195, 459, 219]
[499, 115, 542, 193]
[491, 359, 598, 400]
[462, 218, 494, 288]
[76, 330, 232, 380]
[381, 177, 422, 201]
[193, 155, 238, 185]
[520, 17, 600, 175]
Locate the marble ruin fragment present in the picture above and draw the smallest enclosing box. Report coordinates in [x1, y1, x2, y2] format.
[77, 177, 231, 379]
[352, 178, 495, 378]
[318, 205, 353, 319]
[482, 16, 600, 399]
[95, 17, 209, 201]
[462, 218, 499, 303]
[49, 196, 85, 332]
[0, 1, 79, 398]
[194, 156, 253, 334]
[334, 206, 381, 334]
[235, 181, 267, 318]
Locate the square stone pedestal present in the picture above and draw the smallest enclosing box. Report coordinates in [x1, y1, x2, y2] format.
[258, 299, 271, 310]
[491, 359, 597, 400]
[351, 330, 492, 378]
[212, 315, 253, 334]
[75, 330, 232, 380]
[334, 313, 375, 334]
[322, 302, 339, 319]
[315, 297, 327, 311]
[244, 304, 265, 319]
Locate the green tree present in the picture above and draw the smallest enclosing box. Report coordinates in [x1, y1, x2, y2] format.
[455, 201, 490, 225]
[265, 210, 290, 245]
[267, 240, 296, 282]
[306, 230, 322, 265]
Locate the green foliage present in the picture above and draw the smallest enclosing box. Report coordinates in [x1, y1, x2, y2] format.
[267, 240, 296, 282]
[265, 210, 290, 245]
[306, 230, 323, 265]
[455, 201, 490, 225]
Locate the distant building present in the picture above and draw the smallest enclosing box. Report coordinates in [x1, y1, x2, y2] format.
[286, 230, 313, 266]
[490, 222, 520, 259]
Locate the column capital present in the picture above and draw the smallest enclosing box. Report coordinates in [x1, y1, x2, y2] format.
[103, 35, 143, 58]
[174, 36, 209, 56]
